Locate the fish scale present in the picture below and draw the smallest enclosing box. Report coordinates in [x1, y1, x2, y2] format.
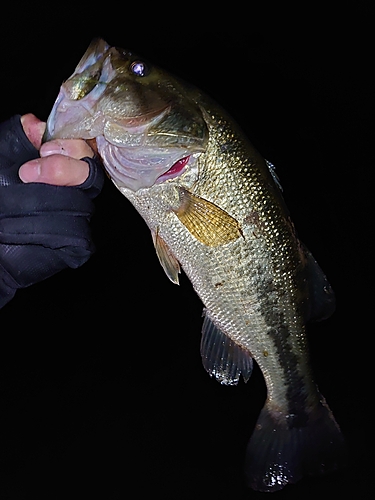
[44, 38, 346, 492]
[121, 113, 318, 418]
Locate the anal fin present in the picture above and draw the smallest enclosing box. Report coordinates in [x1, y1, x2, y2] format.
[200, 310, 253, 385]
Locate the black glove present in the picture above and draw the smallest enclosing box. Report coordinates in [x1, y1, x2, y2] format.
[0, 115, 105, 308]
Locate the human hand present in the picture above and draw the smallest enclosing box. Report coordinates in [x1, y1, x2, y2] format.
[0, 113, 105, 309]
[18, 113, 92, 186]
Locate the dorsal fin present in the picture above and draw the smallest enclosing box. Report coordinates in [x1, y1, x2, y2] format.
[265, 159, 283, 192]
[302, 245, 336, 322]
[200, 310, 253, 385]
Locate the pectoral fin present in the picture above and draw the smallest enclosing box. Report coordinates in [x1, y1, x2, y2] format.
[174, 187, 242, 247]
[200, 310, 253, 385]
[152, 228, 181, 284]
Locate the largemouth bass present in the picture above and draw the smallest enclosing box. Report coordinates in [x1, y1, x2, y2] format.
[44, 38, 346, 492]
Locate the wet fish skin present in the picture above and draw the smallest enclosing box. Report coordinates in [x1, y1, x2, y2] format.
[44, 39, 346, 491]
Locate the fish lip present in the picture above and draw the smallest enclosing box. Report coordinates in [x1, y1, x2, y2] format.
[44, 85, 107, 141]
[43, 92, 64, 142]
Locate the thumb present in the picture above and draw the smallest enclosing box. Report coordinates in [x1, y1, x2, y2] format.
[20, 114, 46, 150]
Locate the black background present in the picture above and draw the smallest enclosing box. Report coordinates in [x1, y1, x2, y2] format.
[1, 5, 373, 499]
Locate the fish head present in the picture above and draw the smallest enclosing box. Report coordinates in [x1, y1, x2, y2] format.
[44, 38, 209, 190]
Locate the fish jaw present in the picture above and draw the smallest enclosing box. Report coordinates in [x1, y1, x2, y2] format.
[45, 83, 204, 191]
[43, 40, 114, 142]
[43, 85, 107, 141]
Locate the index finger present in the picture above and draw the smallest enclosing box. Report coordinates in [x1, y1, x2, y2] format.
[40, 139, 94, 160]
[20, 114, 46, 149]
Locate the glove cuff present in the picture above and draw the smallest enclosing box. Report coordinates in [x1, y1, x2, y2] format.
[78, 155, 105, 199]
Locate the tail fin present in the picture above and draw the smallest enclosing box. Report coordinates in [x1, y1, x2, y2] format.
[245, 397, 347, 492]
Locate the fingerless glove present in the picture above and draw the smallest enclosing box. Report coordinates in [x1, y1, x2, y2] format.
[0, 115, 104, 308]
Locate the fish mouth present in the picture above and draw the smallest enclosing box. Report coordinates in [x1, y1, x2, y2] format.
[43, 86, 108, 142]
[43, 92, 64, 143]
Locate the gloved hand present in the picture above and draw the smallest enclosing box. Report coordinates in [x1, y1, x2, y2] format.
[0, 115, 105, 308]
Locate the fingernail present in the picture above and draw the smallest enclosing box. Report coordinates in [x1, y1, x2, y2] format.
[19, 160, 41, 182]
[40, 141, 65, 157]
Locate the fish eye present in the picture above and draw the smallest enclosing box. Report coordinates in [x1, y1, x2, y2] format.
[130, 60, 148, 77]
